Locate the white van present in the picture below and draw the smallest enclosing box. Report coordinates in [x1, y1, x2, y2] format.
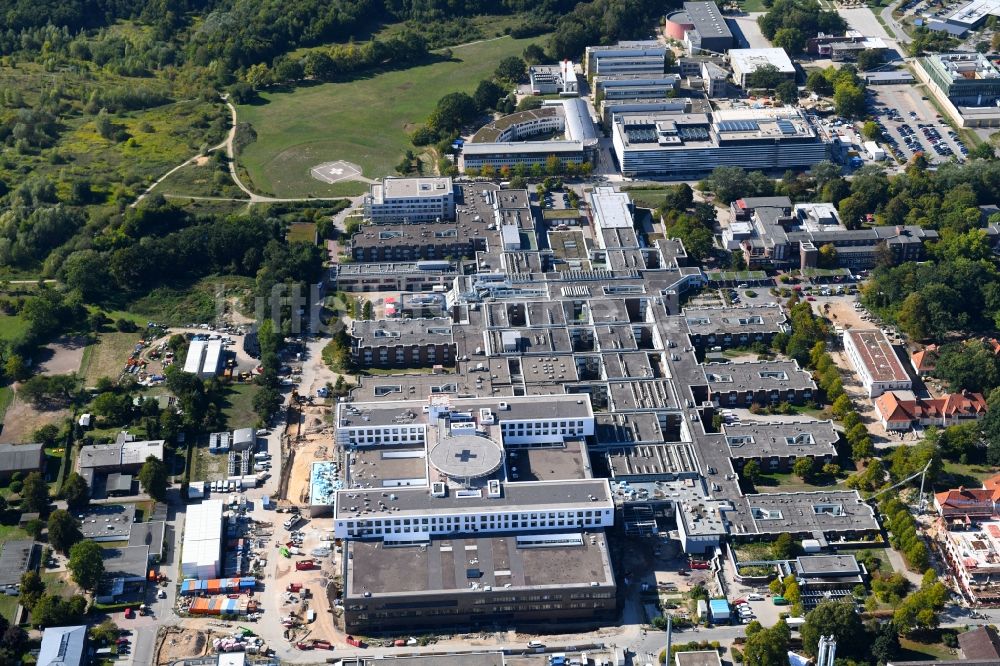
[528, 641, 545, 649]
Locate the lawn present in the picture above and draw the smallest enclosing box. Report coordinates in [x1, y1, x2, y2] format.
[41, 570, 83, 600]
[0, 315, 28, 341]
[237, 35, 545, 198]
[0, 595, 17, 623]
[751, 471, 846, 493]
[220, 383, 261, 430]
[840, 547, 894, 573]
[286, 223, 317, 244]
[938, 461, 998, 489]
[898, 635, 958, 661]
[151, 159, 249, 200]
[0, 387, 12, 425]
[620, 186, 672, 210]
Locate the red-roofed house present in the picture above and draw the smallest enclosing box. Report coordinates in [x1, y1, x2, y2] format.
[934, 487, 996, 522]
[910, 344, 938, 377]
[873, 390, 988, 431]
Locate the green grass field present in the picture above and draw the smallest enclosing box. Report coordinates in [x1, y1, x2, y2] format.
[152, 159, 249, 200]
[221, 383, 261, 430]
[237, 35, 543, 197]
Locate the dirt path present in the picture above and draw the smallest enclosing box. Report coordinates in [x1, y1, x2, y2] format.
[133, 96, 362, 207]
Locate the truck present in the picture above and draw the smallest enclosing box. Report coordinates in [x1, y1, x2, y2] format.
[295, 560, 316, 571]
[295, 643, 314, 651]
[283, 516, 303, 530]
[286, 583, 302, 593]
[311, 640, 332, 650]
[346, 636, 365, 648]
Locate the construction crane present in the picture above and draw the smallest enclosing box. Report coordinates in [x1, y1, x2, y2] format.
[870, 459, 932, 512]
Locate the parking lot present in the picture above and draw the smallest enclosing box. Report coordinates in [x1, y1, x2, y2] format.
[869, 85, 969, 163]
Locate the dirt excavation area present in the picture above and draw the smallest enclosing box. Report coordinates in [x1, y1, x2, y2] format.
[286, 402, 335, 505]
[156, 626, 210, 665]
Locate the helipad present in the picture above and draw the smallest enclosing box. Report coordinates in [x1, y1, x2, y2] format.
[428, 432, 504, 480]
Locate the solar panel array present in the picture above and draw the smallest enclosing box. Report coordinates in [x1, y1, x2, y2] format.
[679, 127, 710, 140]
[717, 119, 759, 132]
[625, 126, 658, 143]
[776, 119, 796, 134]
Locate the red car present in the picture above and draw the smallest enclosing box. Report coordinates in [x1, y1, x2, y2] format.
[123, 608, 134, 619]
[806, 296, 816, 301]
[732, 598, 747, 605]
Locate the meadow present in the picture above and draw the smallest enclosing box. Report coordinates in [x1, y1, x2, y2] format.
[236, 35, 544, 198]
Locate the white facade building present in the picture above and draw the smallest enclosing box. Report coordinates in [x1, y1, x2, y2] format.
[842, 329, 912, 398]
[333, 479, 614, 540]
[183, 339, 223, 379]
[363, 177, 456, 223]
[181, 499, 223, 579]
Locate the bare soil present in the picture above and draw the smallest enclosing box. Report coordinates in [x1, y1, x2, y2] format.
[36, 336, 87, 376]
[0, 395, 68, 444]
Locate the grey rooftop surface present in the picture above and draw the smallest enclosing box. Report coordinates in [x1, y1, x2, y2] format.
[745, 490, 879, 535]
[794, 554, 862, 576]
[428, 429, 505, 480]
[607, 443, 700, 479]
[703, 360, 816, 392]
[346, 529, 613, 596]
[723, 420, 838, 459]
[0, 443, 43, 474]
[0, 539, 35, 586]
[78, 503, 136, 539]
[595, 412, 665, 445]
[351, 317, 454, 348]
[335, 478, 612, 520]
[683, 304, 787, 337]
[674, 651, 723, 666]
[338, 395, 592, 429]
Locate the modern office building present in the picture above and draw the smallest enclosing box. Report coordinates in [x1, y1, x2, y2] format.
[918, 52, 1000, 127]
[363, 177, 456, 224]
[528, 61, 579, 95]
[611, 107, 828, 177]
[728, 196, 937, 269]
[585, 41, 667, 77]
[664, 2, 734, 55]
[729, 48, 796, 87]
[843, 329, 912, 398]
[463, 99, 598, 171]
[806, 31, 888, 61]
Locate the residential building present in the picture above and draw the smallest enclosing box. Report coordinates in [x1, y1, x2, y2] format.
[874, 390, 988, 431]
[363, 177, 455, 224]
[611, 107, 828, 178]
[729, 48, 796, 87]
[77, 433, 165, 488]
[958, 626, 1000, 661]
[843, 329, 912, 398]
[96, 545, 150, 604]
[682, 304, 789, 350]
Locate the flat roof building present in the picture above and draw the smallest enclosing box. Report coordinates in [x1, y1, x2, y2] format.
[843, 329, 912, 398]
[729, 48, 796, 87]
[182, 500, 224, 580]
[342, 530, 615, 632]
[724, 420, 838, 471]
[664, 2, 734, 55]
[0, 539, 36, 594]
[612, 107, 828, 178]
[743, 490, 880, 540]
[528, 61, 579, 96]
[585, 41, 667, 77]
[79, 504, 135, 541]
[363, 177, 455, 224]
